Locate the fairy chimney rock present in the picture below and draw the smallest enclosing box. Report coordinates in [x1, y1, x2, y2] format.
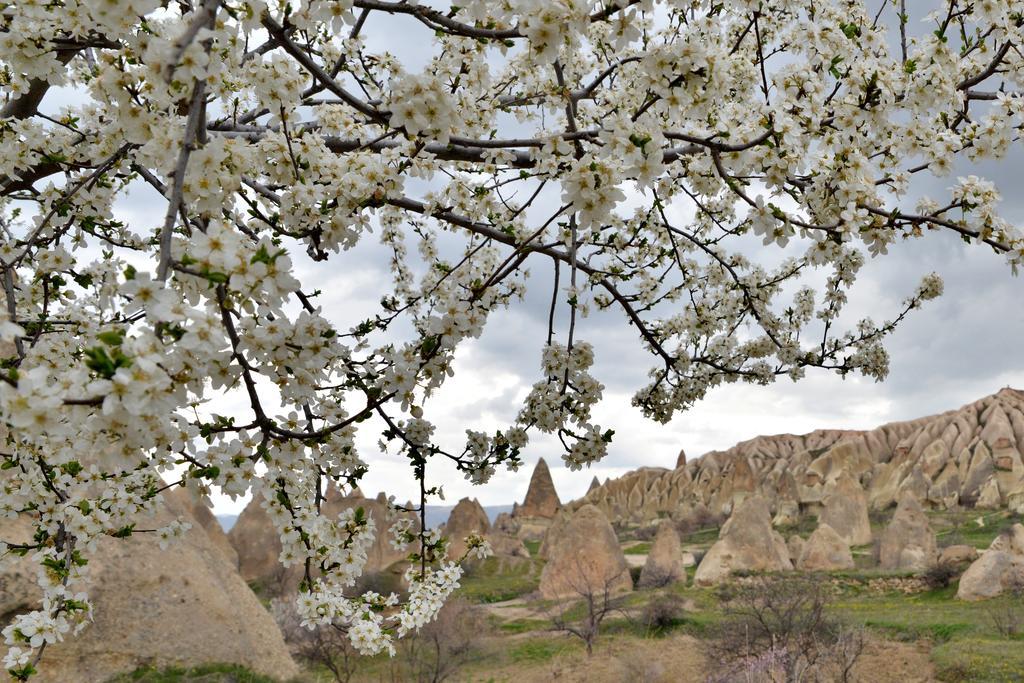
[516, 457, 561, 518]
[676, 449, 688, 469]
[444, 497, 491, 558]
[538, 504, 632, 599]
[639, 520, 687, 587]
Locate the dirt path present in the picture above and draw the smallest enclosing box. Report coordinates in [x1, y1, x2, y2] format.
[483, 597, 544, 620]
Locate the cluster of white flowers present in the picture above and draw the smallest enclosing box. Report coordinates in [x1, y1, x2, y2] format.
[518, 343, 609, 469]
[0, 0, 1021, 675]
[561, 154, 626, 231]
[515, 0, 591, 63]
[388, 73, 464, 145]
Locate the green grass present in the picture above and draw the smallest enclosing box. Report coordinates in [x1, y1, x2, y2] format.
[499, 618, 549, 634]
[829, 583, 1021, 643]
[929, 510, 1024, 550]
[459, 556, 542, 603]
[660, 573, 1024, 680]
[106, 664, 280, 683]
[523, 539, 541, 557]
[623, 542, 651, 555]
[508, 638, 572, 664]
[680, 526, 721, 548]
[932, 638, 1024, 682]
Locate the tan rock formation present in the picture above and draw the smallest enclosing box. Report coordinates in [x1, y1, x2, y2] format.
[538, 504, 632, 599]
[676, 449, 687, 469]
[957, 524, 1024, 601]
[486, 511, 529, 559]
[492, 511, 519, 536]
[879, 493, 937, 571]
[229, 494, 282, 585]
[772, 499, 801, 527]
[693, 496, 793, 585]
[639, 520, 686, 587]
[537, 509, 571, 561]
[576, 388, 1024, 529]
[798, 524, 855, 571]
[443, 497, 491, 558]
[787, 534, 806, 562]
[1008, 484, 1024, 514]
[0, 492, 298, 683]
[819, 472, 872, 546]
[516, 457, 562, 518]
[166, 486, 238, 568]
[939, 544, 979, 566]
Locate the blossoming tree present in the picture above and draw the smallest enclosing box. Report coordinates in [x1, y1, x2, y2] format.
[0, 0, 1021, 675]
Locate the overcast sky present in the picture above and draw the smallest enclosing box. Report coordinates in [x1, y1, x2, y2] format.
[174, 169, 1024, 514]
[216, 6, 1024, 512]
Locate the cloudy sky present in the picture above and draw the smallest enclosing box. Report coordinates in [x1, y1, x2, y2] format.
[220, 5, 1024, 512]
[29, 3, 1024, 514]
[189, 161, 1024, 514]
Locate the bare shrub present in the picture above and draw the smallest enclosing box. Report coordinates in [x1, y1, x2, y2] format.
[988, 577, 1024, 638]
[389, 596, 489, 683]
[271, 597, 358, 683]
[675, 507, 725, 537]
[640, 593, 686, 635]
[827, 625, 868, 683]
[637, 565, 674, 590]
[543, 557, 629, 656]
[706, 575, 865, 683]
[922, 561, 959, 590]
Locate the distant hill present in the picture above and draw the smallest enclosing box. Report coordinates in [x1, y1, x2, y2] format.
[426, 504, 513, 529]
[216, 514, 238, 532]
[216, 506, 513, 532]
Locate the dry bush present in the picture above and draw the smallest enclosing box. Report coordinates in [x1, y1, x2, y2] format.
[706, 575, 865, 683]
[640, 593, 687, 635]
[922, 561, 959, 590]
[675, 508, 725, 537]
[389, 596, 489, 683]
[636, 565, 675, 590]
[271, 597, 358, 683]
[543, 558, 629, 656]
[987, 577, 1024, 638]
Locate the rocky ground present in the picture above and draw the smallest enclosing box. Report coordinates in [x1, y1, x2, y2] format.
[111, 505, 1024, 683]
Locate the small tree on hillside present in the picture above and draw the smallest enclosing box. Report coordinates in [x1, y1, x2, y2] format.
[545, 557, 629, 656]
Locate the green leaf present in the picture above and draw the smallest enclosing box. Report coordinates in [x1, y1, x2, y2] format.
[60, 461, 83, 476]
[839, 22, 861, 40]
[96, 329, 125, 346]
[72, 272, 94, 288]
[9, 663, 37, 681]
[829, 55, 845, 79]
